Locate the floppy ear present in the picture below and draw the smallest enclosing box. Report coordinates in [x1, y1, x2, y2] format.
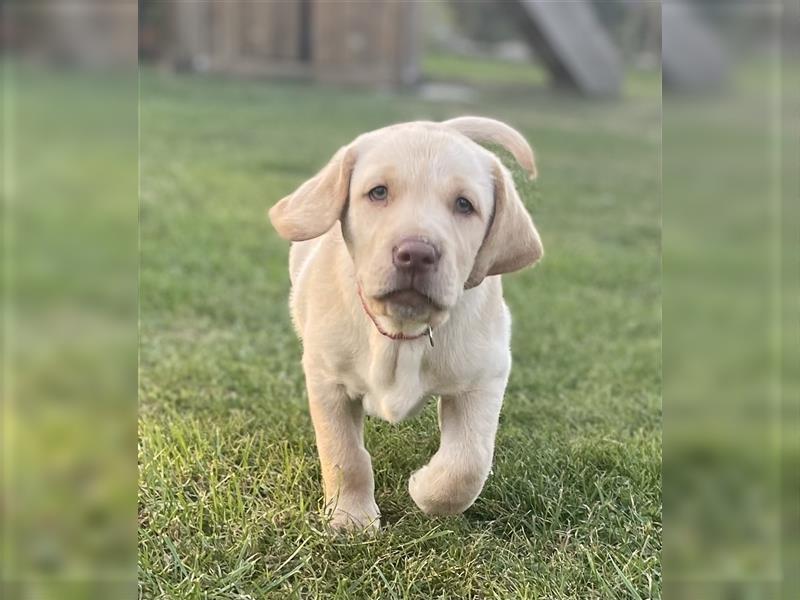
[465, 160, 543, 289]
[443, 116, 537, 178]
[268, 145, 356, 241]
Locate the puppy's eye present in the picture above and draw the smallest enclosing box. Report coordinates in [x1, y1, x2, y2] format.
[368, 185, 388, 202]
[454, 197, 475, 215]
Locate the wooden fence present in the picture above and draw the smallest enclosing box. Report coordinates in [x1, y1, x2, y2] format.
[170, 1, 420, 87]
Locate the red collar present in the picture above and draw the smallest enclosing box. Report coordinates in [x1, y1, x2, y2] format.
[357, 285, 433, 345]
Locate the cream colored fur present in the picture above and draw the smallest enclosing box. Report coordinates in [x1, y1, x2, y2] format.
[269, 117, 543, 531]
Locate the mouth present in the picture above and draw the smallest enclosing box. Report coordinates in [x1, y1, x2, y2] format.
[377, 288, 443, 311]
[359, 281, 452, 331]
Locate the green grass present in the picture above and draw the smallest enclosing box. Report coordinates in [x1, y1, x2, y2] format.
[139, 68, 661, 598]
[423, 51, 661, 101]
[423, 52, 549, 88]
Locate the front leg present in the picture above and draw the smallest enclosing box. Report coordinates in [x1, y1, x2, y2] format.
[306, 376, 380, 531]
[409, 377, 506, 516]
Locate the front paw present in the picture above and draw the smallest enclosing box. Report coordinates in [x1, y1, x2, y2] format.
[408, 462, 487, 516]
[326, 496, 381, 533]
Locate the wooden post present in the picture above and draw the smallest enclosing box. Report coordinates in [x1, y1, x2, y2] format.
[312, 0, 420, 87]
[171, 0, 211, 70]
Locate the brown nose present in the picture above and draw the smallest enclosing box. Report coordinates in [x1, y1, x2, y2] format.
[392, 239, 439, 272]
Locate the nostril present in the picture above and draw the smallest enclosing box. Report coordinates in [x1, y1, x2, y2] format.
[422, 254, 435, 265]
[398, 251, 411, 264]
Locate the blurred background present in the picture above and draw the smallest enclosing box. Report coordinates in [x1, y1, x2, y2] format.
[1, 1, 797, 599]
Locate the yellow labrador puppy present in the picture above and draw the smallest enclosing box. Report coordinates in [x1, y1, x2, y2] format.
[269, 117, 543, 531]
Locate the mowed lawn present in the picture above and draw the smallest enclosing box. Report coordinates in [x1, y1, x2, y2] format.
[138, 70, 661, 599]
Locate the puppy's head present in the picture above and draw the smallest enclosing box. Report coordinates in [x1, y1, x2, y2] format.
[269, 117, 543, 334]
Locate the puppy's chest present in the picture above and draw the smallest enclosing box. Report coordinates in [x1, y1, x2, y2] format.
[341, 343, 454, 424]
